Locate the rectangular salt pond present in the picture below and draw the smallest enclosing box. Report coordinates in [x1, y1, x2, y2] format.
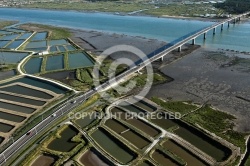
[0, 111, 26, 123]
[0, 85, 53, 99]
[0, 122, 14, 133]
[46, 55, 64, 71]
[0, 76, 68, 94]
[0, 30, 11, 35]
[0, 93, 45, 106]
[0, 40, 10, 48]
[49, 46, 58, 52]
[66, 45, 76, 51]
[31, 32, 47, 41]
[26, 47, 47, 52]
[0, 101, 35, 114]
[18, 33, 33, 40]
[0, 34, 20, 40]
[57, 45, 66, 52]
[6, 28, 26, 33]
[0, 51, 29, 63]
[91, 128, 136, 164]
[24, 57, 42, 74]
[49, 39, 68, 46]
[68, 52, 94, 69]
[5, 40, 25, 49]
[26, 40, 47, 48]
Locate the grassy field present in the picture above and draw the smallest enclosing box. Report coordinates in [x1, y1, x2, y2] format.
[151, 97, 198, 115]
[21, 2, 225, 18]
[145, 4, 223, 17]
[0, 20, 18, 29]
[23, 1, 155, 13]
[19, 23, 71, 39]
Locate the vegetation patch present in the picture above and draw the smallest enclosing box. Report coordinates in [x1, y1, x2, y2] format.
[151, 97, 197, 115]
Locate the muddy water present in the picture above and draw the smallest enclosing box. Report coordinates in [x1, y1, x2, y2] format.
[105, 119, 151, 149]
[75, 112, 96, 128]
[110, 107, 160, 137]
[31, 154, 57, 166]
[79, 148, 113, 166]
[163, 140, 209, 166]
[0, 111, 25, 123]
[0, 101, 35, 114]
[174, 122, 231, 162]
[91, 127, 136, 164]
[0, 93, 45, 106]
[0, 122, 14, 133]
[47, 125, 79, 152]
[152, 149, 180, 166]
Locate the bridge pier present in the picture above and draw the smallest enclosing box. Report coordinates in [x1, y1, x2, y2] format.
[178, 46, 182, 52]
[161, 56, 164, 61]
[203, 32, 207, 40]
[228, 21, 230, 27]
[192, 38, 195, 45]
[221, 24, 224, 31]
[233, 18, 236, 24]
[213, 28, 216, 35]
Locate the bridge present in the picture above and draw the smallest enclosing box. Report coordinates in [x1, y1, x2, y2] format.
[142, 11, 250, 62]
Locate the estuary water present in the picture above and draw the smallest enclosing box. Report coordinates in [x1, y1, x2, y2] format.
[0, 8, 250, 51]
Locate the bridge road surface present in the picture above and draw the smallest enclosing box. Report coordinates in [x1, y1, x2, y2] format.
[0, 12, 249, 165]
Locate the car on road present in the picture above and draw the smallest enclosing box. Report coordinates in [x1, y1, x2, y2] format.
[26, 131, 32, 135]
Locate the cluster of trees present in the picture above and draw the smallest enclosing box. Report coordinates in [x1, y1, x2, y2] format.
[215, 0, 250, 14]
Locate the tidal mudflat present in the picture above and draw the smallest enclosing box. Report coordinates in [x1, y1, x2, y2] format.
[147, 48, 250, 132]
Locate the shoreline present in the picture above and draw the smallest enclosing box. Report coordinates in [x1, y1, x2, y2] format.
[1, 6, 227, 23]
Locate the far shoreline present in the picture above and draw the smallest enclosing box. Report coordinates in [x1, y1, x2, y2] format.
[0, 6, 227, 23]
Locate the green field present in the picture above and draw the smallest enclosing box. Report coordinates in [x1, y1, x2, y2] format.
[151, 97, 197, 115]
[23, 1, 155, 13]
[20, 2, 225, 17]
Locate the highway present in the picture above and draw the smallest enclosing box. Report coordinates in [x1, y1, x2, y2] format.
[0, 12, 249, 165]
